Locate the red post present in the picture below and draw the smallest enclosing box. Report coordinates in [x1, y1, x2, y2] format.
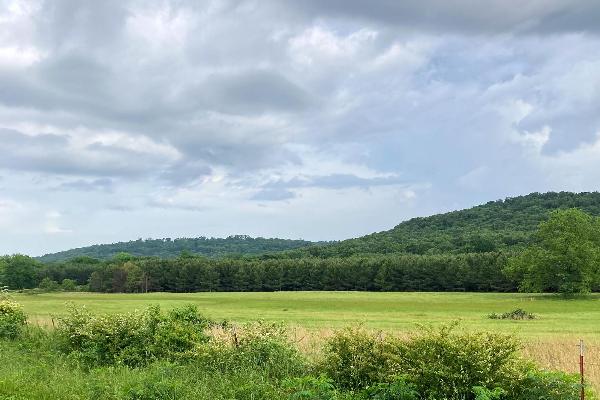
[579, 339, 585, 400]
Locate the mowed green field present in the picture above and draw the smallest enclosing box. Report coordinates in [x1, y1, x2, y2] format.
[12, 291, 600, 338]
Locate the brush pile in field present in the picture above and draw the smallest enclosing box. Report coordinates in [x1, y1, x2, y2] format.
[488, 308, 537, 320]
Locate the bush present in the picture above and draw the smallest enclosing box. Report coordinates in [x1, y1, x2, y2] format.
[319, 328, 399, 390]
[61, 279, 77, 291]
[56, 304, 210, 366]
[359, 377, 418, 399]
[0, 299, 27, 339]
[198, 321, 306, 380]
[473, 386, 506, 400]
[38, 277, 60, 292]
[488, 309, 536, 320]
[397, 325, 522, 399]
[507, 369, 584, 400]
[282, 376, 340, 399]
[320, 324, 592, 399]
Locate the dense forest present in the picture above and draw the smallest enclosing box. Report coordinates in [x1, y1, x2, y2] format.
[6, 252, 512, 293]
[2, 191, 599, 294]
[292, 191, 600, 257]
[38, 235, 318, 263]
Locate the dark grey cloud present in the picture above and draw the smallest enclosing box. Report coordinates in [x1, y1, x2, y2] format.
[201, 70, 313, 115]
[281, 0, 600, 35]
[0, 129, 172, 178]
[160, 161, 212, 186]
[252, 173, 408, 201]
[36, 0, 130, 50]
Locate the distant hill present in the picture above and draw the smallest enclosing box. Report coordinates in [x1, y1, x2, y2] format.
[38, 235, 316, 263]
[38, 192, 600, 263]
[294, 192, 600, 257]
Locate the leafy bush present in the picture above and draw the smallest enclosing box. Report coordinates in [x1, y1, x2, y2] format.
[38, 277, 61, 292]
[0, 299, 27, 339]
[198, 321, 306, 380]
[398, 325, 523, 399]
[359, 377, 418, 400]
[283, 376, 341, 399]
[320, 324, 583, 399]
[488, 309, 536, 320]
[507, 369, 584, 400]
[61, 279, 77, 291]
[473, 386, 506, 400]
[319, 328, 399, 390]
[56, 304, 210, 366]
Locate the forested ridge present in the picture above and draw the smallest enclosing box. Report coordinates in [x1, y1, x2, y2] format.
[3, 191, 600, 293]
[39, 191, 600, 263]
[292, 191, 600, 257]
[38, 235, 318, 263]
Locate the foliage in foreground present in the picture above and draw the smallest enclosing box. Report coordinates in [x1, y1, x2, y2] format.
[320, 326, 588, 400]
[0, 301, 592, 400]
[0, 298, 27, 339]
[56, 304, 212, 366]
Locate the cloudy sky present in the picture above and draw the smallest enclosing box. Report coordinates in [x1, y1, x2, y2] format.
[1, 0, 600, 256]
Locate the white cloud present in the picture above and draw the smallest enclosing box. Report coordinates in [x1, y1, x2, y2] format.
[288, 26, 377, 66]
[0, 46, 44, 67]
[44, 210, 72, 234]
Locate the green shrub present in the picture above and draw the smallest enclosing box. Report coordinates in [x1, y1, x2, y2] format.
[282, 375, 340, 399]
[320, 325, 551, 399]
[198, 321, 306, 380]
[0, 299, 27, 339]
[60, 279, 77, 291]
[507, 369, 584, 400]
[320, 328, 399, 390]
[359, 377, 418, 399]
[398, 325, 521, 399]
[38, 277, 60, 292]
[56, 304, 210, 366]
[473, 386, 506, 400]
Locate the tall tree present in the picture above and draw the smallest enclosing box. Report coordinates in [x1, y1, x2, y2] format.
[506, 208, 600, 295]
[0, 255, 40, 289]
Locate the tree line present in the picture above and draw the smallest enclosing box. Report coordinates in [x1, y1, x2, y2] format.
[1, 252, 516, 293]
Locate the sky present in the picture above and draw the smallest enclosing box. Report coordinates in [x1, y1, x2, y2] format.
[1, 0, 600, 256]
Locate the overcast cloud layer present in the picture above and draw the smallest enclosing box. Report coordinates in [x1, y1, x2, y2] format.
[1, 0, 600, 255]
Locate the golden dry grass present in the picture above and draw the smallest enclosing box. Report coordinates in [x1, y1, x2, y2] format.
[523, 337, 597, 390]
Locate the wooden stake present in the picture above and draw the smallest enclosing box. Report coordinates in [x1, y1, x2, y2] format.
[579, 339, 585, 400]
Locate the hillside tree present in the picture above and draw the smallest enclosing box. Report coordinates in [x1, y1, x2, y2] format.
[506, 208, 600, 295]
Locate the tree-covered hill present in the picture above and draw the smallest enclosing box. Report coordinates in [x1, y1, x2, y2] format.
[37, 192, 600, 263]
[294, 192, 600, 257]
[37, 235, 317, 262]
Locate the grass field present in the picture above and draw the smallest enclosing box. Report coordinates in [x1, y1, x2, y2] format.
[13, 291, 600, 337]
[10, 291, 600, 390]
